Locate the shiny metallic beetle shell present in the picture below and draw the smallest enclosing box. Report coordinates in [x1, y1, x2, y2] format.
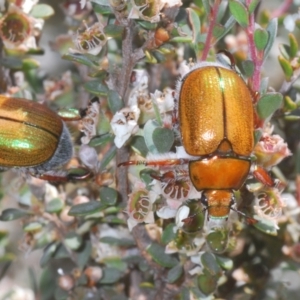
[177, 62, 254, 218]
[0, 96, 73, 173]
[178, 62, 254, 157]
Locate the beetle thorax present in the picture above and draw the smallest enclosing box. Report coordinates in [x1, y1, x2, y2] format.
[203, 190, 233, 219]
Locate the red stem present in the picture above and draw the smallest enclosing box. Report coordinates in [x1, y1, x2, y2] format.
[245, 0, 262, 95]
[200, 0, 220, 61]
[271, 0, 293, 18]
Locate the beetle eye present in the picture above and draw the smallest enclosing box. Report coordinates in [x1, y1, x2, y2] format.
[200, 193, 208, 206]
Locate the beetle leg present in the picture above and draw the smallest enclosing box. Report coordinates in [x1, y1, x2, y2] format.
[118, 158, 190, 167]
[31, 167, 91, 182]
[252, 165, 274, 187]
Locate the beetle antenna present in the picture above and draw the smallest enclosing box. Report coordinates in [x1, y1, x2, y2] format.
[230, 206, 258, 225]
[217, 49, 237, 72]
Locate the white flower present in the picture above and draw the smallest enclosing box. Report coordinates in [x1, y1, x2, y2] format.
[129, 0, 182, 22]
[80, 0, 88, 9]
[21, 0, 39, 14]
[150, 87, 175, 114]
[111, 105, 140, 148]
[71, 22, 107, 55]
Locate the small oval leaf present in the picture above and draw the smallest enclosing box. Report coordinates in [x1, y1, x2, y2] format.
[254, 28, 269, 51]
[46, 198, 64, 213]
[68, 201, 107, 216]
[23, 222, 42, 232]
[107, 90, 124, 114]
[0, 208, 31, 221]
[144, 119, 160, 154]
[152, 127, 174, 153]
[64, 232, 82, 250]
[229, 0, 249, 28]
[84, 80, 108, 96]
[99, 187, 118, 205]
[62, 53, 99, 68]
[278, 55, 294, 81]
[89, 133, 114, 147]
[131, 136, 148, 157]
[289, 33, 298, 58]
[197, 273, 218, 295]
[146, 243, 178, 268]
[201, 252, 221, 276]
[257, 92, 283, 120]
[167, 264, 183, 283]
[30, 4, 54, 18]
[241, 59, 255, 77]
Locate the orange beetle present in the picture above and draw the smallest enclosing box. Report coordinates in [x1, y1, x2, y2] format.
[179, 63, 254, 219]
[119, 59, 273, 222]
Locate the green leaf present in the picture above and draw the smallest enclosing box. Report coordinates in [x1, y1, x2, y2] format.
[146, 243, 178, 268]
[91, 1, 113, 15]
[254, 28, 269, 51]
[278, 43, 291, 60]
[0, 57, 23, 69]
[152, 127, 174, 153]
[139, 168, 156, 187]
[68, 201, 107, 216]
[206, 229, 229, 254]
[197, 273, 218, 295]
[23, 222, 42, 232]
[264, 19, 278, 62]
[62, 53, 99, 68]
[215, 256, 234, 270]
[104, 24, 124, 38]
[100, 236, 135, 247]
[99, 187, 118, 205]
[186, 8, 201, 43]
[202, 0, 211, 15]
[99, 145, 117, 171]
[100, 267, 122, 284]
[0, 208, 31, 221]
[169, 36, 193, 43]
[77, 241, 92, 269]
[289, 33, 298, 58]
[89, 133, 114, 147]
[278, 56, 293, 81]
[45, 198, 64, 213]
[40, 269, 56, 300]
[30, 4, 54, 18]
[53, 243, 70, 259]
[144, 119, 160, 154]
[241, 60, 255, 77]
[229, 0, 249, 28]
[58, 108, 81, 121]
[257, 92, 283, 120]
[284, 115, 300, 121]
[260, 77, 269, 94]
[161, 223, 176, 245]
[213, 16, 236, 43]
[131, 136, 148, 157]
[84, 80, 108, 96]
[22, 58, 40, 70]
[212, 24, 225, 39]
[107, 90, 124, 114]
[167, 264, 183, 283]
[201, 252, 221, 276]
[283, 95, 297, 111]
[64, 232, 82, 250]
[248, 0, 260, 13]
[40, 242, 59, 268]
[254, 218, 278, 236]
